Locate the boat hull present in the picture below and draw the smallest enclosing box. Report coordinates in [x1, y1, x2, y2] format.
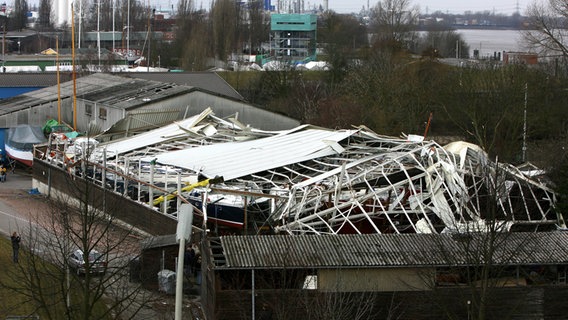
[5, 142, 34, 167]
[188, 198, 245, 229]
[186, 191, 270, 230]
[5, 125, 47, 167]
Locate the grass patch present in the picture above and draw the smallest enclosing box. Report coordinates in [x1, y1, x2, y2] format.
[0, 237, 110, 319]
[0, 237, 40, 318]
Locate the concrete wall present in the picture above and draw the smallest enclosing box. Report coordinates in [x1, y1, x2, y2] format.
[32, 159, 177, 236]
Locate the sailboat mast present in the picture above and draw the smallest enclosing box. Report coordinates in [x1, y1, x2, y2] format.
[97, 0, 100, 64]
[57, 36, 61, 123]
[112, 0, 115, 53]
[127, 0, 130, 60]
[71, 2, 77, 131]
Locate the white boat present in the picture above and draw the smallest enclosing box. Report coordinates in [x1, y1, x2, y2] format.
[5, 125, 47, 167]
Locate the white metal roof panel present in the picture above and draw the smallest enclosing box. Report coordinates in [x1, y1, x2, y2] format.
[151, 128, 356, 180]
[95, 111, 213, 158]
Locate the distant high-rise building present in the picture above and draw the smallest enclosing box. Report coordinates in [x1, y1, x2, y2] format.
[54, 0, 72, 27]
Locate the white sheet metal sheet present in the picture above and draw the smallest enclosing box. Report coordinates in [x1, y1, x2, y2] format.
[94, 110, 213, 159]
[149, 128, 356, 181]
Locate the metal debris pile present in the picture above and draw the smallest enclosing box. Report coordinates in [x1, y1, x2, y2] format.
[40, 108, 562, 235]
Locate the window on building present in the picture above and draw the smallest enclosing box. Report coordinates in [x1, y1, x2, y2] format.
[99, 107, 107, 120]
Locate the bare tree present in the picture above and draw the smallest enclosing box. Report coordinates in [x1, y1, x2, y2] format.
[318, 11, 367, 87]
[10, 0, 29, 31]
[417, 29, 470, 58]
[2, 169, 155, 319]
[523, 0, 568, 62]
[369, 0, 419, 51]
[37, 0, 53, 31]
[441, 65, 529, 161]
[113, 0, 150, 35]
[246, 0, 270, 55]
[422, 156, 561, 320]
[181, 20, 212, 71]
[175, 0, 212, 70]
[83, 0, 115, 32]
[211, 0, 238, 62]
[547, 139, 568, 222]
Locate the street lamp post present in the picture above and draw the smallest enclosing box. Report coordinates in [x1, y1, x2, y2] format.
[175, 204, 194, 320]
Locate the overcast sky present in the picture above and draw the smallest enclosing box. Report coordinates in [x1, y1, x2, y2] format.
[326, 0, 528, 15]
[152, 0, 529, 15]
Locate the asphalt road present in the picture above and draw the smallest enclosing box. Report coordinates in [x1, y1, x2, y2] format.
[0, 170, 34, 238]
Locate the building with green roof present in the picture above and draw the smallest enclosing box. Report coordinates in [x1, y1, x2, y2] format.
[270, 14, 317, 64]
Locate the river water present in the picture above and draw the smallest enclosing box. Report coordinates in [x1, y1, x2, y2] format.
[455, 29, 527, 58]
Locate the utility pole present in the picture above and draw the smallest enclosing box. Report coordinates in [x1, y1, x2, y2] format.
[456, 40, 459, 59]
[175, 204, 193, 320]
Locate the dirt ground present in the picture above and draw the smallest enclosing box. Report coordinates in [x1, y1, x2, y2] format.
[0, 188, 51, 221]
[0, 169, 50, 225]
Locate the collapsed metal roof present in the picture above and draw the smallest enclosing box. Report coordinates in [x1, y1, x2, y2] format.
[43, 109, 563, 235]
[151, 126, 354, 181]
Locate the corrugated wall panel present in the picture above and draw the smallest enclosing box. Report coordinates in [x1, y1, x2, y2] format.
[217, 233, 568, 270]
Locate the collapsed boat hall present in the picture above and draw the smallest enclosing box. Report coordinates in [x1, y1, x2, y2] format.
[1, 72, 567, 319]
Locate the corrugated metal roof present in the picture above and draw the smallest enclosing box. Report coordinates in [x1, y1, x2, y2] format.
[0, 72, 242, 100]
[217, 232, 568, 269]
[152, 127, 356, 181]
[124, 72, 244, 100]
[80, 76, 191, 110]
[0, 73, 191, 115]
[0, 73, 128, 115]
[0, 73, 73, 87]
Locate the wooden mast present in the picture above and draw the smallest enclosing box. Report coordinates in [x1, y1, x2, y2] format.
[423, 112, 433, 139]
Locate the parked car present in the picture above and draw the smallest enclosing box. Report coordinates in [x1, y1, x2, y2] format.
[68, 249, 107, 275]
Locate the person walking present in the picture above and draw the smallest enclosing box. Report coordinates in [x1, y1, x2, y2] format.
[0, 164, 6, 182]
[184, 244, 195, 281]
[11, 232, 21, 263]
